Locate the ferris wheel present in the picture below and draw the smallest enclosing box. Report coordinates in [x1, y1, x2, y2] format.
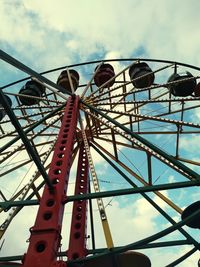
[0, 50, 199, 267]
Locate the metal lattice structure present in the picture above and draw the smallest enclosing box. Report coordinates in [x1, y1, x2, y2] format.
[0, 50, 200, 267]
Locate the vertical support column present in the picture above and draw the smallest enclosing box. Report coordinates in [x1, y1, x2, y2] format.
[67, 143, 89, 260]
[147, 153, 152, 185]
[81, 127, 114, 249]
[111, 128, 118, 161]
[23, 96, 79, 267]
[122, 71, 127, 112]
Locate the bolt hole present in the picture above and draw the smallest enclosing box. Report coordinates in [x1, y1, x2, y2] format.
[74, 232, 81, 239]
[36, 242, 46, 253]
[52, 178, 59, 184]
[56, 161, 63, 166]
[75, 223, 81, 229]
[46, 199, 55, 207]
[72, 253, 79, 260]
[58, 153, 64, 158]
[54, 169, 61, 175]
[77, 206, 82, 212]
[43, 212, 52, 220]
[76, 214, 82, 220]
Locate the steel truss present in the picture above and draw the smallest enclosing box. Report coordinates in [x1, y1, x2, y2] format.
[0, 50, 199, 266]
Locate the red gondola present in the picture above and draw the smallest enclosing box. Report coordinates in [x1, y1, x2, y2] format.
[57, 69, 79, 93]
[181, 201, 200, 229]
[167, 72, 196, 97]
[94, 63, 115, 88]
[129, 62, 154, 88]
[0, 95, 12, 121]
[19, 80, 45, 106]
[194, 82, 200, 96]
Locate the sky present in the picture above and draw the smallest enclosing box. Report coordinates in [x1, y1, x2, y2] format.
[0, 0, 200, 266]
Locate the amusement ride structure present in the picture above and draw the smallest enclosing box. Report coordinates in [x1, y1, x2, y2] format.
[0, 49, 199, 266]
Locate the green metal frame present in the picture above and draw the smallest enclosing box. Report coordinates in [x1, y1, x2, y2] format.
[0, 50, 199, 266]
[82, 101, 200, 181]
[0, 180, 199, 211]
[0, 89, 53, 189]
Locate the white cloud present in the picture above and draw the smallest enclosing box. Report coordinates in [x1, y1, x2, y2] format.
[85, 193, 199, 267]
[1, 0, 200, 69]
[180, 134, 200, 153]
[0, 1, 199, 266]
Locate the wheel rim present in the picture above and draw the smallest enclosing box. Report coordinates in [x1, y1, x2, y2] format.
[0, 54, 200, 266]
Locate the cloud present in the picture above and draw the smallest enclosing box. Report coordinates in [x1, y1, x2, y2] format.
[85, 192, 199, 267]
[1, 0, 200, 70]
[180, 134, 200, 153]
[24, 0, 200, 63]
[0, 1, 200, 266]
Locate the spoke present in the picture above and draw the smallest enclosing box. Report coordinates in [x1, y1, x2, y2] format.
[91, 140, 183, 213]
[95, 96, 200, 105]
[1, 56, 199, 267]
[0, 139, 56, 239]
[80, 117, 114, 248]
[82, 106, 196, 180]
[0, 49, 72, 96]
[96, 106, 200, 129]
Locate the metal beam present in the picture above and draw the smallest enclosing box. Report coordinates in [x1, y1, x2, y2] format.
[67, 143, 89, 260]
[0, 90, 53, 190]
[66, 208, 200, 266]
[23, 96, 79, 267]
[0, 240, 194, 263]
[90, 142, 200, 250]
[66, 180, 199, 202]
[2, 180, 199, 210]
[82, 101, 200, 181]
[0, 102, 65, 154]
[0, 49, 72, 96]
